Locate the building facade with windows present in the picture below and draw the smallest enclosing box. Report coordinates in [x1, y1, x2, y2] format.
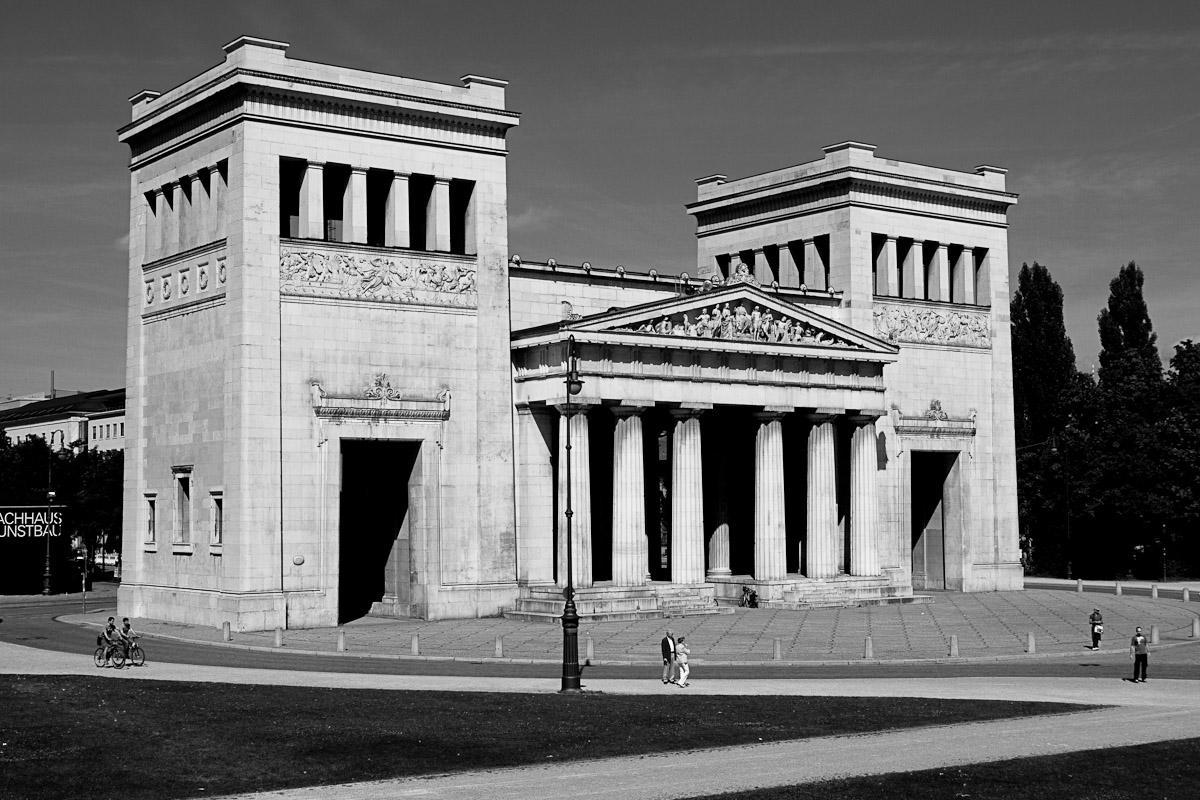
[0, 389, 126, 452]
[118, 39, 1021, 631]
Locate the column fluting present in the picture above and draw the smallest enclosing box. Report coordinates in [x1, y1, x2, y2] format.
[850, 416, 881, 576]
[556, 404, 592, 590]
[806, 413, 839, 578]
[611, 407, 647, 587]
[754, 412, 787, 581]
[671, 409, 706, 584]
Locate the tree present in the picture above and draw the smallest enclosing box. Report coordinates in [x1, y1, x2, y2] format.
[1088, 262, 1167, 578]
[1163, 340, 1200, 573]
[1010, 262, 1090, 576]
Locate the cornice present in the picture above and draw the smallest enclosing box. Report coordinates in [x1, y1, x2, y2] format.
[119, 66, 519, 141]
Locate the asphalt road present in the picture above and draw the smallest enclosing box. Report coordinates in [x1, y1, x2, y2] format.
[4, 597, 1196, 682]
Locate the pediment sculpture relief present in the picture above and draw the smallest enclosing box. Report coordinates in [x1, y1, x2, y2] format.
[614, 301, 858, 348]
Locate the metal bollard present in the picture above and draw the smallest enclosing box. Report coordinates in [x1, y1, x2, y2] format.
[1184, 588, 1191, 603]
[949, 634, 959, 658]
[222, 621, 231, 642]
[1192, 618, 1199, 638]
[1115, 582, 1122, 596]
[1076, 579, 1083, 593]
[1152, 584, 1159, 599]
[864, 637, 873, 659]
[1151, 625, 1160, 645]
[586, 636, 595, 662]
[337, 628, 346, 653]
[411, 633, 420, 655]
[773, 637, 782, 660]
[274, 627, 283, 648]
[495, 635, 504, 658]
[1026, 632, 1036, 654]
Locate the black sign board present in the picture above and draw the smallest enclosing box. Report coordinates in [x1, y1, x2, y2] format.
[0, 506, 72, 594]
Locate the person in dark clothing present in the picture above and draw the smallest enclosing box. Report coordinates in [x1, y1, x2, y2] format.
[661, 629, 677, 684]
[1130, 626, 1149, 682]
[1089, 608, 1104, 650]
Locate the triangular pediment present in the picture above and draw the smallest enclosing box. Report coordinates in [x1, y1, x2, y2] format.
[521, 283, 897, 356]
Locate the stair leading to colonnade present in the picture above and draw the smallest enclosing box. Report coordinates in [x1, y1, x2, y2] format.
[503, 582, 731, 623]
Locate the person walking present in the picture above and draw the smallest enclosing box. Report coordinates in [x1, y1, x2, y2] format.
[661, 629, 677, 684]
[1089, 608, 1104, 650]
[1129, 626, 1149, 683]
[675, 636, 692, 687]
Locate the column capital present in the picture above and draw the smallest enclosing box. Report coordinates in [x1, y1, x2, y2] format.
[669, 404, 710, 420]
[753, 410, 787, 423]
[305, 161, 326, 170]
[847, 410, 885, 425]
[610, 405, 648, 419]
[152, 186, 166, 197]
[804, 407, 842, 424]
[206, 163, 222, 175]
[434, 176, 452, 185]
[553, 400, 596, 416]
[350, 165, 369, 175]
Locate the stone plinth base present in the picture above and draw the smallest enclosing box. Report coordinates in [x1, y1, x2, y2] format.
[709, 572, 931, 610]
[504, 582, 732, 622]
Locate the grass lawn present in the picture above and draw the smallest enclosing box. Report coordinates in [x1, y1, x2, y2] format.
[0, 675, 1085, 800]
[693, 737, 1200, 799]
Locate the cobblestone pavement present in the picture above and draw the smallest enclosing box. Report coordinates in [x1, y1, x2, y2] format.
[54, 585, 1200, 665]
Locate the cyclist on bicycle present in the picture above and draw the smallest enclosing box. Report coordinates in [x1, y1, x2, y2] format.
[101, 617, 119, 665]
[118, 618, 137, 651]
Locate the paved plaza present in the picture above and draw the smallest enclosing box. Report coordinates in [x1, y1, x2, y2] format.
[54, 581, 1200, 665]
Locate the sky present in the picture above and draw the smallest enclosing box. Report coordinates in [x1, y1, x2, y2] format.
[2, 1, 1199, 398]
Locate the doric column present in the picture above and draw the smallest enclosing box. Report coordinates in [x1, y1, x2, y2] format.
[298, 161, 325, 240]
[928, 243, 950, 301]
[344, 166, 368, 244]
[147, 187, 165, 261]
[707, 469, 731, 577]
[671, 408, 706, 584]
[902, 239, 924, 299]
[778, 242, 800, 288]
[753, 249, 773, 285]
[952, 247, 976, 304]
[161, 181, 181, 256]
[556, 403, 592, 590]
[428, 177, 451, 252]
[611, 406, 647, 587]
[193, 171, 210, 247]
[753, 411, 787, 580]
[385, 172, 410, 248]
[803, 239, 826, 290]
[880, 236, 900, 296]
[208, 164, 226, 241]
[806, 411, 839, 578]
[849, 415, 881, 576]
[178, 172, 197, 251]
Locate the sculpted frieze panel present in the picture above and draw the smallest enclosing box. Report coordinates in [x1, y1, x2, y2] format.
[873, 302, 990, 349]
[614, 299, 860, 349]
[280, 247, 477, 308]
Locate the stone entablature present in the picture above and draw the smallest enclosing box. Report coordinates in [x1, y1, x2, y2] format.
[872, 300, 990, 349]
[142, 240, 227, 320]
[280, 241, 478, 308]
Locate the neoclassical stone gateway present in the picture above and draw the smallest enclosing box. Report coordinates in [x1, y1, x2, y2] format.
[118, 38, 1021, 630]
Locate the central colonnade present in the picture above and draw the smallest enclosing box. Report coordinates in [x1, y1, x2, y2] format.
[540, 401, 882, 589]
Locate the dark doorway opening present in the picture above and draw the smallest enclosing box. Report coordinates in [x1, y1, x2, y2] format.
[339, 439, 420, 624]
[911, 451, 956, 590]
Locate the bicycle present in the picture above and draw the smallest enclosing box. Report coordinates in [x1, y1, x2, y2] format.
[94, 640, 125, 669]
[122, 636, 146, 667]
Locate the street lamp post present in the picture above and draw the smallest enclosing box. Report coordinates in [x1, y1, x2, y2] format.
[561, 334, 584, 694]
[42, 489, 56, 595]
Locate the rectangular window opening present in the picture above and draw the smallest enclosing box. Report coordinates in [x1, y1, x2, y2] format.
[323, 163, 351, 242]
[449, 179, 476, 255]
[173, 467, 193, 543]
[407, 174, 434, 251]
[366, 169, 392, 247]
[279, 157, 305, 238]
[210, 491, 224, 544]
[145, 495, 157, 543]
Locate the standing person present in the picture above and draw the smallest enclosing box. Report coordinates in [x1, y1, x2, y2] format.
[1089, 608, 1104, 650]
[675, 636, 691, 687]
[660, 629, 677, 684]
[1130, 626, 1149, 682]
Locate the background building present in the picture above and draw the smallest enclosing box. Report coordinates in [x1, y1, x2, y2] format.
[0, 389, 126, 452]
